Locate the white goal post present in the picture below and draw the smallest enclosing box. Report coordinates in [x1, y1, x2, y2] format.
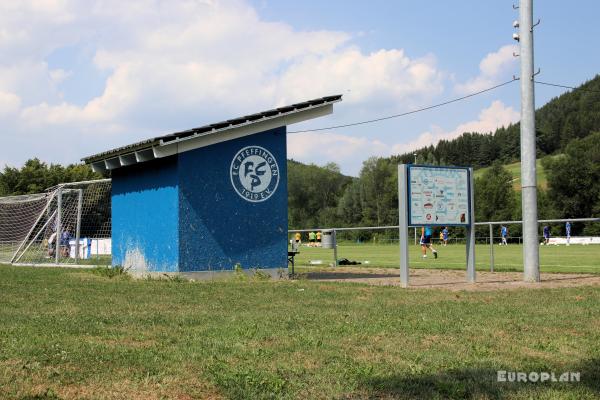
[0, 179, 112, 266]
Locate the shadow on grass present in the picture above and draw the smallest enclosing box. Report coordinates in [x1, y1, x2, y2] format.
[352, 358, 600, 400]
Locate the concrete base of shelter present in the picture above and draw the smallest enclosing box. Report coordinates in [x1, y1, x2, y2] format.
[129, 267, 289, 281]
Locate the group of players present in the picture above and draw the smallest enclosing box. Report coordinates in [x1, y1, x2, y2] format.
[542, 221, 572, 245]
[419, 221, 575, 259]
[293, 231, 323, 247]
[292, 222, 574, 256]
[499, 221, 572, 246]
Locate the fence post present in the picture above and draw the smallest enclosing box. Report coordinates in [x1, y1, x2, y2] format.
[55, 187, 62, 264]
[489, 223, 494, 272]
[332, 229, 338, 267]
[75, 189, 83, 264]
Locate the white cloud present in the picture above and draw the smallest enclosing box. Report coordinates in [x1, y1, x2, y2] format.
[278, 50, 443, 107]
[288, 100, 519, 176]
[0, 91, 21, 117]
[391, 100, 519, 154]
[455, 45, 517, 94]
[288, 131, 390, 175]
[0, 0, 449, 168]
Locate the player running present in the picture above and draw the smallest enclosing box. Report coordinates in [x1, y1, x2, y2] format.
[420, 226, 438, 259]
[500, 225, 508, 246]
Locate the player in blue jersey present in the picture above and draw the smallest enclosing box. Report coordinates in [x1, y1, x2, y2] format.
[442, 227, 449, 246]
[500, 225, 508, 246]
[565, 221, 571, 246]
[543, 225, 550, 245]
[420, 226, 438, 259]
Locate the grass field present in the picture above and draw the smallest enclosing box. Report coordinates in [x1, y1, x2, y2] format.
[293, 243, 600, 275]
[0, 242, 111, 267]
[1, 264, 600, 399]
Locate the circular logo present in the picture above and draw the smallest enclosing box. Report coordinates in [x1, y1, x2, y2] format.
[230, 146, 280, 202]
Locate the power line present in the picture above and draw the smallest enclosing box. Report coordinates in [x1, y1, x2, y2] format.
[534, 80, 600, 94]
[288, 78, 518, 133]
[287, 78, 597, 134]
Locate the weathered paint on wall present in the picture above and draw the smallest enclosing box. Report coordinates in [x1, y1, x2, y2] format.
[178, 127, 288, 271]
[110, 127, 287, 273]
[111, 158, 179, 272]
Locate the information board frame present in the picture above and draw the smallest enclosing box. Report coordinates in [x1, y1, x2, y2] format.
[407, 164, 472, 227]
[398, 164, 475, 287]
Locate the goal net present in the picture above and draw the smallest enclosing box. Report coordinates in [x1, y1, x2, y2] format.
[0, 179, 112, 266]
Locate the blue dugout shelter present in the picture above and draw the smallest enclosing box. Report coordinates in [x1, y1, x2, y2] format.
[82, 96, 341, 276]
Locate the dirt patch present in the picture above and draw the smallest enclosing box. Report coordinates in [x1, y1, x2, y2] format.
[304, 267, 600, 291]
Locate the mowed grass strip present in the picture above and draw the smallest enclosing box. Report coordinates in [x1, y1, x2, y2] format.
[474, 158, 550, 191]
[1, 265, 599, 399]
[294, 243, 600, 274]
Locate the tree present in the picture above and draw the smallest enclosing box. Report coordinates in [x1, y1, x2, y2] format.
[543, 132, 600, 231]
[474, 163, 516, 223]
[395, 74, 600, 170]
[0, 158, 103, 196]
[336, 180, 362, 227]
[286, 160, 352, 229]
[358, 157, 398, 227]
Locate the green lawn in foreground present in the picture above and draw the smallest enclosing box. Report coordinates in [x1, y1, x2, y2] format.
[0, 265, 599, 399]
[292, 243, 600, 274]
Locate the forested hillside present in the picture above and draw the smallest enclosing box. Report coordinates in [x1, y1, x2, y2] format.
[395, 75, 600, 168]
[292, 75, 600, 234]
[287, 160, 353, 229]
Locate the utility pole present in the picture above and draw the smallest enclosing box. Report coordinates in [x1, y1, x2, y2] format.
[413, 152, 418, 246]
[516, 0, 540, 282]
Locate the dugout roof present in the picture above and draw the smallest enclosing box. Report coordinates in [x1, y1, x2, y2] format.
[82, 95, 342, 173]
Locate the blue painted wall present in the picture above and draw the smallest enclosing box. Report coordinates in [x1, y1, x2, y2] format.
[178, 127, 288, 272]
[111, 158, 180, 272]
[110, 127, 288, 273]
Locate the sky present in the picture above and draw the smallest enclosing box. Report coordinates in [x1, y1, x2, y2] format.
[0, 0, 599, 176]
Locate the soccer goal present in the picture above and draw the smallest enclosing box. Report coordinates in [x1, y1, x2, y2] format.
[0, 179, 111, 267]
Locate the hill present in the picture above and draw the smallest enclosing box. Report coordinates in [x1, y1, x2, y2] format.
[394, 74, 600, 168]
[474, 155, 562, 191]
[287, 160, 354, 229]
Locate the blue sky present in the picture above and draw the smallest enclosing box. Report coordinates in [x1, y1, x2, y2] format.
[0, 0, 598, 176]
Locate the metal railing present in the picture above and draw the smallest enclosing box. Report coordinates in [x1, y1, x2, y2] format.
[288, 217, 600, 270]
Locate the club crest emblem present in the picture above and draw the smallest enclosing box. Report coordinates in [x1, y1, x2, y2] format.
[230, 146, 279, 202]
